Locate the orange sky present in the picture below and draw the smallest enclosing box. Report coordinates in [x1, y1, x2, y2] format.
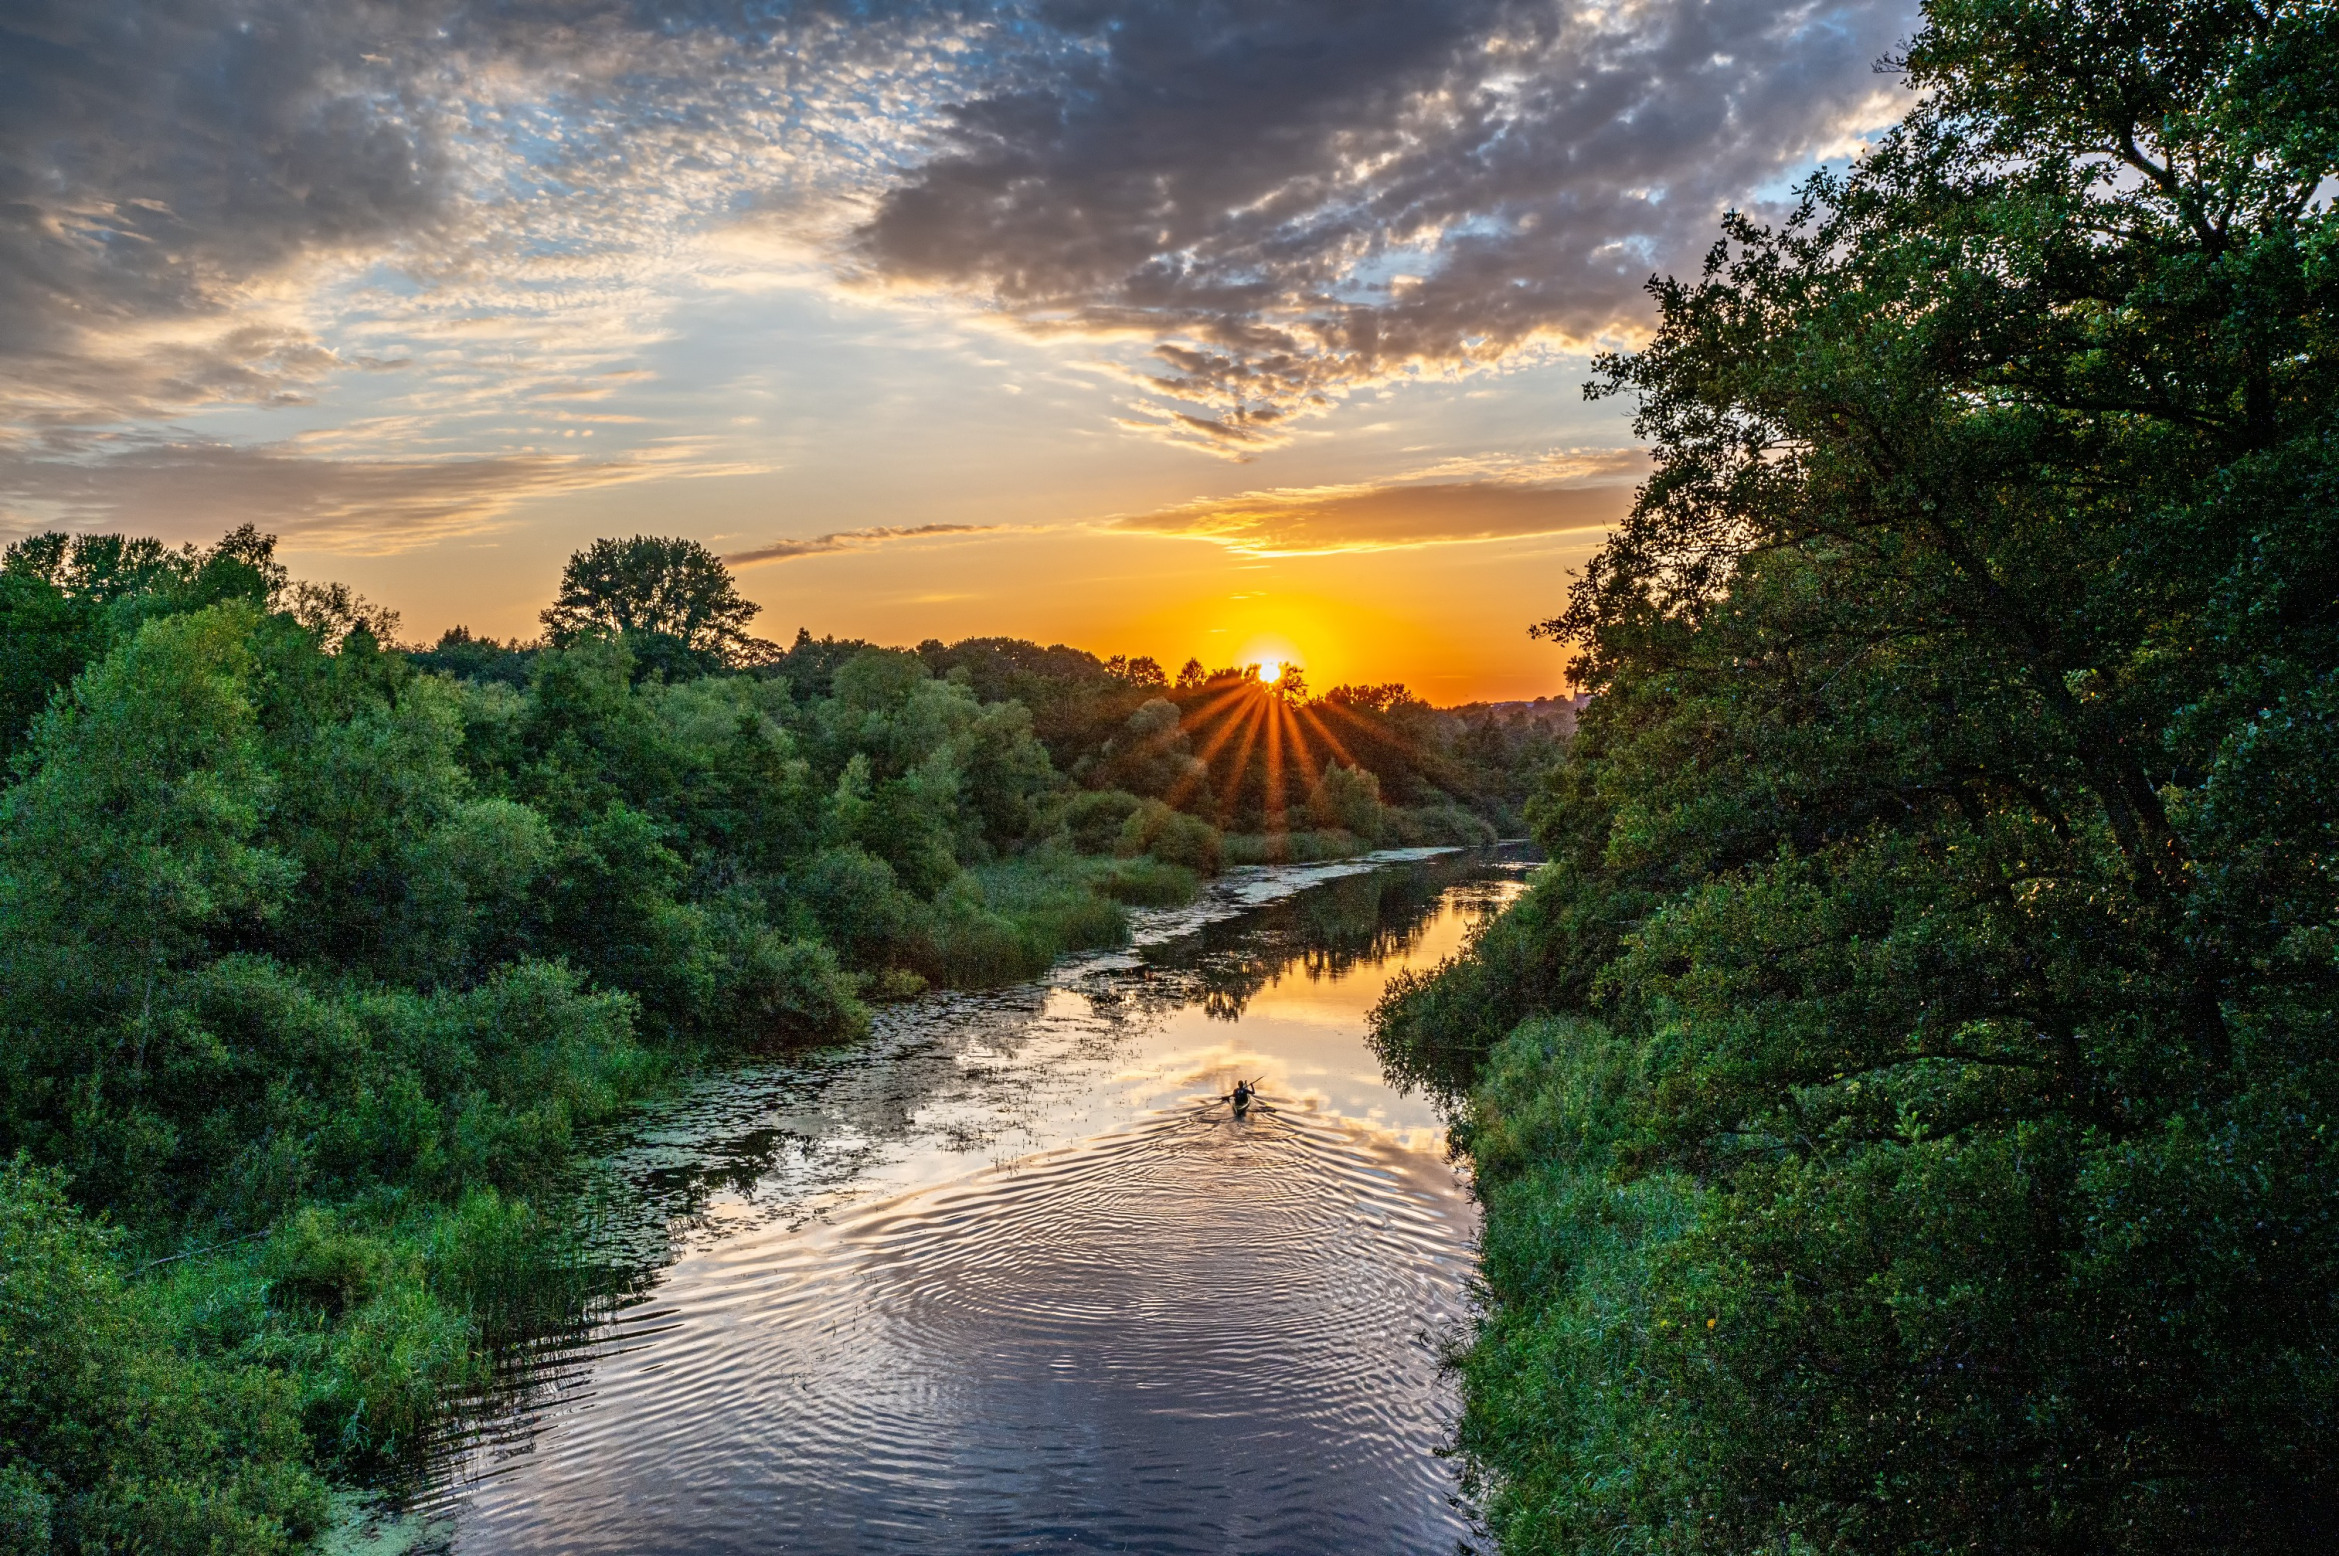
[3, 2, 1912, 703]
[285, 432, 1628, 702]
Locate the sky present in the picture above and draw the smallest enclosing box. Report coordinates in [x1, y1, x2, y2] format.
[1, 0, 1920, 701]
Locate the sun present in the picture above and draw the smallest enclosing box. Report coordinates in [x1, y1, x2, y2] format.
[1258, 659, 1283, 683]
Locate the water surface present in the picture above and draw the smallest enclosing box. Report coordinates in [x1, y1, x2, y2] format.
[422, 849, 1525, 1554]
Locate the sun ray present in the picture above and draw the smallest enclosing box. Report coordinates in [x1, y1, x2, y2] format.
[1163, 684, 1263, 809]
[1280, 699, 1327, 799]
[1184, 691, 1263, 766]
[1181, 682, 1257, 725]
[1298, 701, 1367, 773]
[1214, 700, 1267, 821]
[1262, 694, 1288, 833]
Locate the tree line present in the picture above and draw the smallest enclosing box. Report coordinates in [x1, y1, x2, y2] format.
[1373, 2, 2339, 1550]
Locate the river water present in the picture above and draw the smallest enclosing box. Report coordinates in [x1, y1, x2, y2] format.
[409, 848, 1525, 1555]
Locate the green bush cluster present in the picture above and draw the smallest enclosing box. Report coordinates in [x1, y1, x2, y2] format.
[0, 539, 1152, 1548]
[0, 524, 1553, 1549]
[1378, 4, 2339, 1550]
[0, 1160, 331, 1554]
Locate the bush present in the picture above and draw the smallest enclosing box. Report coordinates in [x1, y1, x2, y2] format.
[1384, 800, 1496, 847]
[711, 926, 868, 1049]
[788, 845, 927, 971]
[0, 1159, 330, 1554]
[1115, 798, 1222, 873]
[1306, 762, 1386, 841]
[1059, 788, 1145, 853]
[1446, 1020, 1703, 1556]
[928, 861, 1130, 986]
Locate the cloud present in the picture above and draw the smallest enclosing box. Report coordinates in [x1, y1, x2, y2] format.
[0, 0, 998, 442]
[0, 437, 746, 553]
[1112, 451, 1643, 554]
[853, 0, 1921, 446]
[0, 0, 1920, 484]
[724, 522, 1009, 568]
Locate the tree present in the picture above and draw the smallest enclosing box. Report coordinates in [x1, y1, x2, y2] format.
[1306, 761, 1383, 840]
[1388, 1, 2339, 1549]
[539, 535, 763, 673]
[1, 604, 295, 1055]
[0, 526, 293, 759]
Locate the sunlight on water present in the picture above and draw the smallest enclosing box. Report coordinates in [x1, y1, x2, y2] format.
[414, 850, 1529, 1555]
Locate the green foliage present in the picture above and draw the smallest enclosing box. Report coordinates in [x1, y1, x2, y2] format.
[1221, 827, 1369, 866]
[405, 625, 537, 689]
[0, 1159, 331, 1554]
[0, 526, 294, 764]
[1059, 788, 1146, 853]
[539, 534, 766, 674]
[1085, 854, 1201, 907]
[926, 858, 1129, 986]
[1306, 761, 1386, 841]
[1386, 3, 2339, 1549]
[1444, 1020, 1703, 1556]
[1116, 799, 1223, 874]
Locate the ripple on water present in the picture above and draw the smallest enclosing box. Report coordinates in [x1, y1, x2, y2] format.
[449, 1101, 1475, 1555]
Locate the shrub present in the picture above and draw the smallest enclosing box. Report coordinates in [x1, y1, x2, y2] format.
[788, 845, 927, 970]
[1306, 762, 1386, 841]
[1115, 798, 1223, 873]
[712, 927, 868, 1048]
[0, 1159, 330, 1554]
[1060, 788, 1145, 853]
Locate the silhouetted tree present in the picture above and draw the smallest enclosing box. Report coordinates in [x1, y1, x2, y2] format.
[541, 535, 763, 673]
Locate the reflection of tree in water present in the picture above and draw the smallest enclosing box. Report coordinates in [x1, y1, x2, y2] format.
[1168, 853, 1524, 1022]
[417, 850, 1529, 1501]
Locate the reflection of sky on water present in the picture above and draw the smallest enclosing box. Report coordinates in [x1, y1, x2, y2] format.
[404, 849, 1528, 1554]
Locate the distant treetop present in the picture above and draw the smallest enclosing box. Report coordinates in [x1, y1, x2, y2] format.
[541, 535, 764, 670]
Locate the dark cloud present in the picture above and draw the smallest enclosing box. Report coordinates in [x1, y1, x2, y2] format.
[1113, 463, 1637, 553]
[725, 522, 1007, 567]
[0, 437, 700, 550]
[858, 0, 1918, 443]
[0, 0, 467, 428]
[0, 0, 1008, 441]
[1, 0, 1918, 470]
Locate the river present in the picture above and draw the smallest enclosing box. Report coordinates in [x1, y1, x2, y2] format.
[402, 847, 1526, 1554]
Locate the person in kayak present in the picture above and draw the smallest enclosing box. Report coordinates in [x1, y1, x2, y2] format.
[1221, 1078, 1270, 1117]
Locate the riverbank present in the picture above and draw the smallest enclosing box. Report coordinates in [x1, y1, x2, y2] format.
[391, 845, 1517, 1553]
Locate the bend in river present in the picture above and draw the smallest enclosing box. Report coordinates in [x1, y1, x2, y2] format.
[401, 847, 1529, 1555]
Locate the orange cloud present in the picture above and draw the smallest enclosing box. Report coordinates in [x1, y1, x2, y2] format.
[1108, 459, 1642, 556]
[723, 523, 1013, 568]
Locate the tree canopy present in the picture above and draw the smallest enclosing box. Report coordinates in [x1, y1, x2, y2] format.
[539, 534, 766, 673]
[1379, 1, 2339, 1549]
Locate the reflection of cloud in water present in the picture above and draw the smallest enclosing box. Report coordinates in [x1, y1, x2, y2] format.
[417, 848, 1532, 1552]
[450, 1108, 1474, 1552]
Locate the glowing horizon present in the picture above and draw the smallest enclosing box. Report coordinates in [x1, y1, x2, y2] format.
[2, 1, 1921, 702]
